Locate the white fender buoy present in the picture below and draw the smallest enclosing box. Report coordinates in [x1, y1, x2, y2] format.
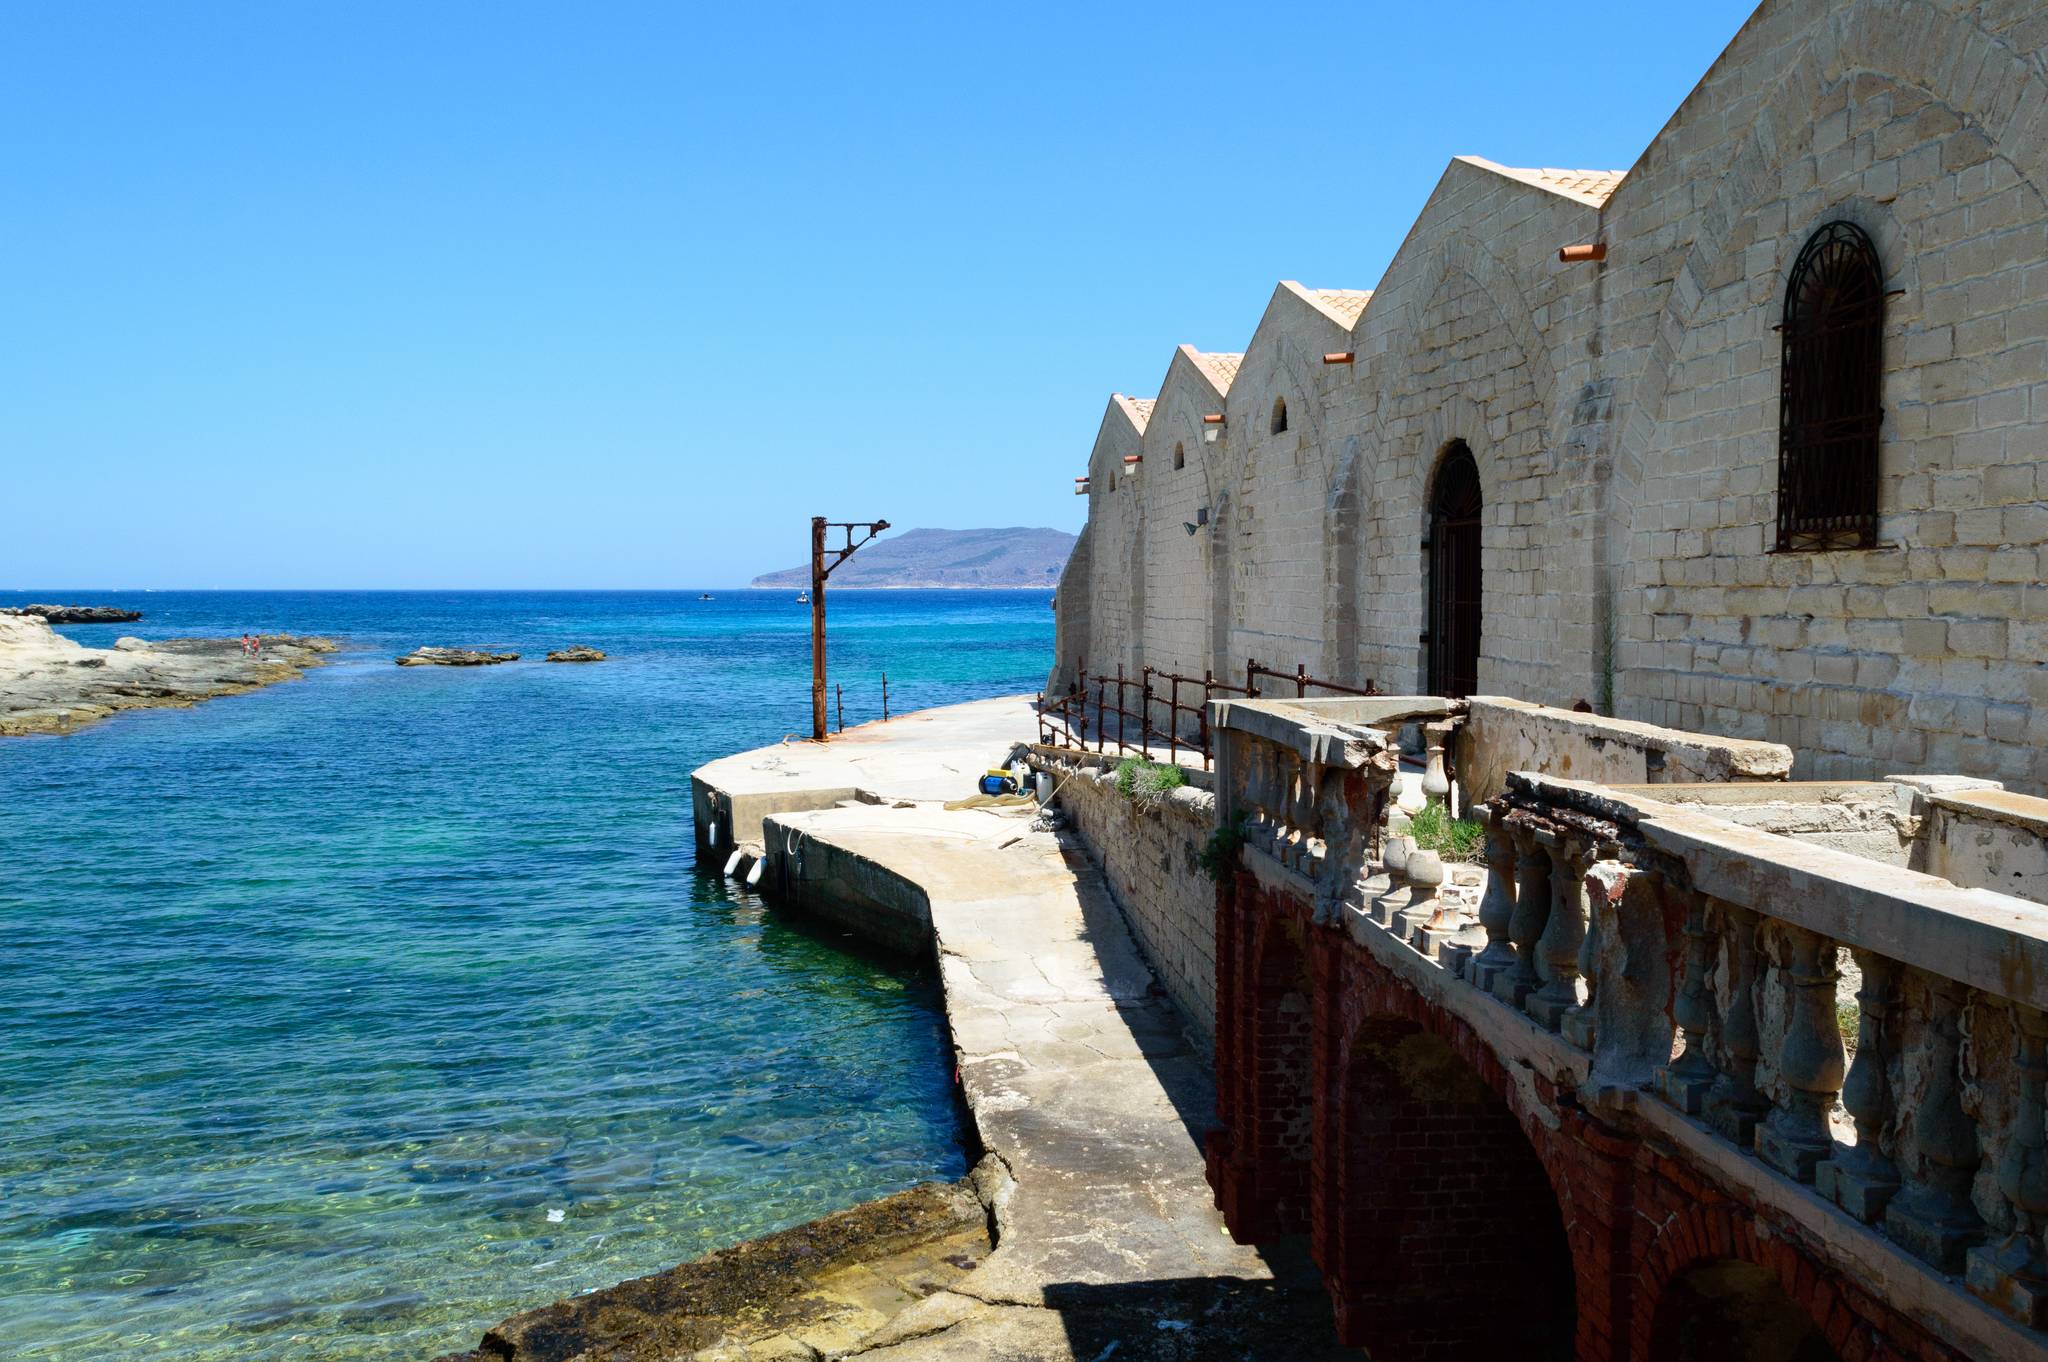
[724, 849, 745, 877]
[745, 857, 764, 888]
[707, 821, 720, 847]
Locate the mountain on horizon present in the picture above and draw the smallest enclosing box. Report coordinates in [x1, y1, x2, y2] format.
[751, 527, 1073, 589]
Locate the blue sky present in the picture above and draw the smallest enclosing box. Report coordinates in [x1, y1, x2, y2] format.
[3, 1, 1756, 589]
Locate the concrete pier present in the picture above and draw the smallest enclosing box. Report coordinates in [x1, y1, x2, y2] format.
[694, 697, 1346, 1359]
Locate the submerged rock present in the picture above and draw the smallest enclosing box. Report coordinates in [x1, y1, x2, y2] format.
[395, 647, 520, 667]
[544, 646, 606, 663]
[2, 604, 143, 624]
[432, 1173, 991, 1362]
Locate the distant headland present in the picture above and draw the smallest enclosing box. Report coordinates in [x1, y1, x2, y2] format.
[750, 527, 1072, 589]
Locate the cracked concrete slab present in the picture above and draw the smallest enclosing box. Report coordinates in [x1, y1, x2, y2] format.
[760, 770, 1349, 1358]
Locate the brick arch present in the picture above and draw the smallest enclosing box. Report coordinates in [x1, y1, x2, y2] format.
[1634, 1203, 1855, 1362]
[1610, 0, 2048, 549]
[1226, 907, 1314, 1240]
[1314, 1004, 1576, 1356]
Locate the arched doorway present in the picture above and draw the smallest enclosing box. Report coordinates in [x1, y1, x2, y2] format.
[1425, 441, 1483, 697]
[1649, 1259, 1840, 1362]
[1322, 1019, 1574, 1356]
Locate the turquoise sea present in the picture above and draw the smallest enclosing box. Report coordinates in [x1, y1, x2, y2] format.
[0, 589, 1053, 1362]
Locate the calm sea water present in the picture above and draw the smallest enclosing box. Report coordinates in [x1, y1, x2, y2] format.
[0, 589, 1053, 1362]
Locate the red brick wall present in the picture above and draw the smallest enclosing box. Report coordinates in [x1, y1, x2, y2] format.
[1209, 870, 1975, 1362]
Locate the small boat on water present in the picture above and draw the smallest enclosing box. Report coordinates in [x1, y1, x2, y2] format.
[698, 593, 714, 601]
[796, 591, 810, 604]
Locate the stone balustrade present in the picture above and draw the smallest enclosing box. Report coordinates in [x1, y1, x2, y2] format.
[1478, 771, 2048, 1329]
[1216, 693, 2048, 1337]
[1213, 696, 1457, 920]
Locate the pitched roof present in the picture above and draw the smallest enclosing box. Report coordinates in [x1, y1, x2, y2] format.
[1275, 280, 1375, 329]
[1456, 156, 1627, 207]
[1182, 346, 1243, 394]
[1114, 394, 1156, 431]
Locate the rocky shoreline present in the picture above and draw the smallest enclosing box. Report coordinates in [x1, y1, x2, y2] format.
[433, 1173, 995, 1362]
[0, 613, 339, 737]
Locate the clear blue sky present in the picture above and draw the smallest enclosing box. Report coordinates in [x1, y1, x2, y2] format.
[2, 1, 1756, 589]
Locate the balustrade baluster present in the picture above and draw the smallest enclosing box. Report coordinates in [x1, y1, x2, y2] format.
[1562, 857, 1623, 1050]
[1467, 814, 1518, 989]
[1656, 890, 1719, 1114]
[1493, 833, 1551, 1008]
[1421, 722, 1451, 809]
[1967, 1003, 2048, 1326]
[1886, 974, 1986, 1271]
[1757, 925, 1846, 1181]
[1528, 841, 1588, 1031]
[1817, 952, 1901, 1222]
[1709, 903, 1771, 1145]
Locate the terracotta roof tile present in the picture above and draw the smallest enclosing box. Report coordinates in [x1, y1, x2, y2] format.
[1187, 349, 1243, 394]
[1310, 288, 1373, 325]
[1457, 156, 1627, 207]
[1117, 395, 1156, 431]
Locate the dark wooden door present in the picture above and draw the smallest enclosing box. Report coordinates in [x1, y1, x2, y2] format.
[1427, 444, 1483, 698]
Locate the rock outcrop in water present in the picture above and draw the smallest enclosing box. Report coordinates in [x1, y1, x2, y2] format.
[395, 647, 520, 666]
[544, 646, 605, 663]
[0, 614, 339, 737]
[433, 1174, 992, 1362]
[1, 604, 144, 624]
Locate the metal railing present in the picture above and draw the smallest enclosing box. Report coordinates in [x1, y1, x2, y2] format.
[1038, 659, 1378, 767]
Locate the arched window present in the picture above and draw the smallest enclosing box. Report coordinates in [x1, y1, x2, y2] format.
[1271, 396, 1289, 435]
[1173, 442, 1186, 470]
[1778, 221, 1884, 550]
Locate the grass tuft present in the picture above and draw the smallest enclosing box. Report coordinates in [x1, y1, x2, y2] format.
[1407, 802, 1485, 861]
[1113, 757, 1186, 807]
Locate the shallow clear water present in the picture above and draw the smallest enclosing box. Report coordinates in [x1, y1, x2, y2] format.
[0, 589, 1053, 1361]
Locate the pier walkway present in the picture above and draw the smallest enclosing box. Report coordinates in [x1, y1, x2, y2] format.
[709, 700, 1346, 1359]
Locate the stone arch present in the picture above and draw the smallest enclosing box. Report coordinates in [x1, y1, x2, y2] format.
[1320, 352, 1389, 691]
[1638, 1204, 1853, 1362]
[1321, 439, 1366, 687]
[1318, 1013, 1576, 1356]
[1404, 229, 1559, 423]
[1424, 439, 1485, 698]
[1215, 332, 1332, 680]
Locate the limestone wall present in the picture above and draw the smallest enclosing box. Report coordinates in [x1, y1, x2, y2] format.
[1458, 695, 1794, 806]
[1049, 0, 2048, 794]
[1031, 751, 1219, 1044]
[1923, 788, 2048, 906]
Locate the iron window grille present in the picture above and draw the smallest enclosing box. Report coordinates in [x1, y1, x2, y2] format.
[1777, 220, 1884, 551]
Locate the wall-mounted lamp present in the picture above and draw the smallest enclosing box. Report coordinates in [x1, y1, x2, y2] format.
[1183, 505, 1212, 534]
[1202, 413, 1225, 444]
[1558, 242, 1607, 263]
[1322, 351, 1356, 365]
[1183, 521, 1199, 536]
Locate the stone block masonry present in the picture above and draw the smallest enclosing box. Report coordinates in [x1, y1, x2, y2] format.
[1052, 0, 2048, 794]
[1026, 747, 1219, 1045]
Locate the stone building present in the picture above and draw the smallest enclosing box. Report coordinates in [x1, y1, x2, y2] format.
[1052, 0, 2048, 793]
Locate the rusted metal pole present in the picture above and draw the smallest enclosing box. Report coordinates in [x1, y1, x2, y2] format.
[882, 671, 890, 721]
[810, 516, 828, 740]
[808, 515, 889, 741]
[836, 683, 844, 734]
